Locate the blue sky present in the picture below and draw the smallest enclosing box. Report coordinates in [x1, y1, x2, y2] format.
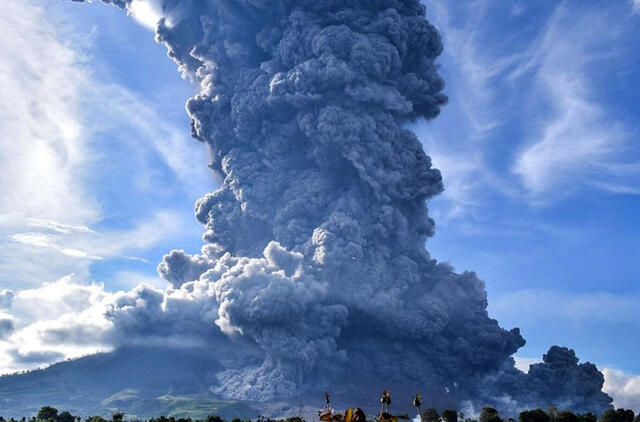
[1, 0, 639, 408]
[416, 0, 640, 375]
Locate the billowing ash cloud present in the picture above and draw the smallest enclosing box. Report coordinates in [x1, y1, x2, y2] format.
[521, 347, 612, 412]
[65, 0, 612, 414]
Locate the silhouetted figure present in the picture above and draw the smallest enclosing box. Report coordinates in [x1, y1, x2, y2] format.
[378, 390, 392, 421]
[319, 392, 336, 422]
[413, 394, 423, 422]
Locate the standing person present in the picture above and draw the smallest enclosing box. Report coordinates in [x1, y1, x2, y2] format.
[319, 393, 333, 422]
[413, 394, 423, 422]
[380, 390, 392, 416]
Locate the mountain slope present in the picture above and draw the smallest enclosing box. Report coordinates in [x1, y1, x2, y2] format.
[0, 347, 258, 419]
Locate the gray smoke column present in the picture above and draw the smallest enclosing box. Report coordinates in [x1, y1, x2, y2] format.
[70, 0, 611, 414]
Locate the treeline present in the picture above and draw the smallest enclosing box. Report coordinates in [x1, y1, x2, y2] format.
[0, 408, 299, 422]
[1, 406, 639, 422]
[418, 407, 639, 422]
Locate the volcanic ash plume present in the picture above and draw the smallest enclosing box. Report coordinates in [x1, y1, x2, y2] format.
[71, 0, 612, 414]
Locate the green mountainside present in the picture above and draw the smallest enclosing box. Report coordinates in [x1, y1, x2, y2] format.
[0, 347, 257, 419]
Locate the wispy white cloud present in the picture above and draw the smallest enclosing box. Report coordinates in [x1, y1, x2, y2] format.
[429, 1, 522, 137]
[633, 0, 640, 14]
[96, 84, 212, 193]
[512, 6, 639, 197]
[0, 1, 98, 225]
[411, 1, 509, 221]
[514, 79, 628, 195]
[9, 233, 58, 250]
[92, 210, 188, 257]
[418, 1, 532, 221]
[9, 211, 185, 262]
[0, 1, 210, 288]
[428, 150, 485, 222]
[421, 1, 639, 222]
[27, 219, 94, 235]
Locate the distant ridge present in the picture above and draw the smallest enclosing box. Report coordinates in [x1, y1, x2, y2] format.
[0, 347, 257, 419]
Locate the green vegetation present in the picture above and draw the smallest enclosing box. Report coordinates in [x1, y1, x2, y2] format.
[0, 405, 637, 422]
[480, 407, 502, 422]
[441, 410, 458, 422]
[0, 347, 241, 420]
[0, 411, 306, 422]
[414, 407, 638, 422]
[423, 409, 440, 422]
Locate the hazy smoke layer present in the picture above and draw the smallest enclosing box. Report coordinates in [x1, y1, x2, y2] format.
[71, 0, 611, 414]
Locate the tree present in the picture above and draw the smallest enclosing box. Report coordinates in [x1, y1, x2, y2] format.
[86, 416, 107, 422]
[618, 410, 635, 422]
[480, 407, 502, 422]
[600, 409, 635, 422]
[520, 409, 550, 422]
[442, 410, 458, 422]
[111, 413, 124, 422]
[423, 409, 439, 422]
[558, 411, 578, 422]
[37, 407, 58, 421]
[578, 414, 597, 422]
[57, 412, 75, 422]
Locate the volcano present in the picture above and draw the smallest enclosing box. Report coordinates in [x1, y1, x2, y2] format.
[0, 347, 257, 419]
